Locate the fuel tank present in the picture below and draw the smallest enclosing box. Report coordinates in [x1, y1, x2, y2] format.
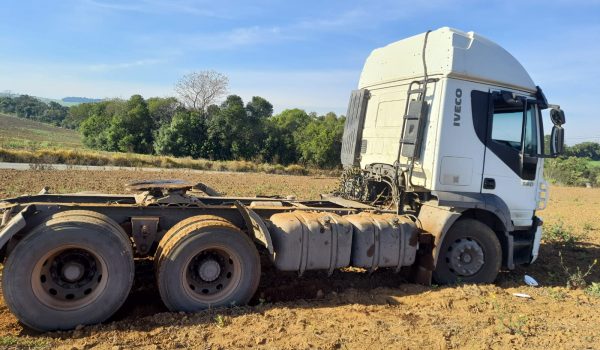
[268, 210, 419, 274]
[344, 213, 418, 271]
[268, 211, 353, 275]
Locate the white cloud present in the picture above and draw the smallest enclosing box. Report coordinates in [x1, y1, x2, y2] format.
[177, 26, 291, 51]
[82, 0, 223, 17]
[87, 58, 164, 72]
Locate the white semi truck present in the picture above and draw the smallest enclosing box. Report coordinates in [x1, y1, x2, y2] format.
[339, 26, 565, 284]
[0, 27, 565, 331]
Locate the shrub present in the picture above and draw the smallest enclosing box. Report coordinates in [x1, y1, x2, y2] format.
[544, 221, 580, 246]
[586, 282, 600, 298]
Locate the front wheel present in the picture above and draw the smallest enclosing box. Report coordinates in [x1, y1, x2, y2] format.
[433, 218, 502, 284]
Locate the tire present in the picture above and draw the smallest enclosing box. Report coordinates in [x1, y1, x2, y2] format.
[51, 210, 131, 243]
[2, 213, 134, 331]
[433, 218, 502, 284]
[156, 218, 260, 312]
[154, 215, 231, 271]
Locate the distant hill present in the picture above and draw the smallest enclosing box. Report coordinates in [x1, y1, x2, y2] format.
[0, 113, 82, 150]
[0, 92, 102, 106]
[62, 97, 103, 104]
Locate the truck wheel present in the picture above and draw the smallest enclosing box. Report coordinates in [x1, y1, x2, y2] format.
[2, 214, 134, 331]
[155, 219, 260, 312]
[154, 215, 231, 271]
[51, 210, 130, 242]
[433, 218, 502, 284]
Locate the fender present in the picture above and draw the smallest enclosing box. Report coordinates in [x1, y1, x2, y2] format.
[435, 191, 513, 232]
[0, 205, 35, 259]
[414, 193, 512, 284]
[234, 201, 274, 255]
[414, 202, 461, 284]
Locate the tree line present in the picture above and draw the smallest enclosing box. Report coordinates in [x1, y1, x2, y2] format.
[0, 94, 69, 126]
[2, 70, 600, 178]
[76, 94, 344, 168]
[0, 71, 347, 168]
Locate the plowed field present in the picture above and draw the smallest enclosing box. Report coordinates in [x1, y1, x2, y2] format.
[0, 169, 598, 350]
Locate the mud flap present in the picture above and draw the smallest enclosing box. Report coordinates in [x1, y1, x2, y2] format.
[234, 201, 274, 255]
[0, 205, 35, 254]
[414, 203, 461, 284]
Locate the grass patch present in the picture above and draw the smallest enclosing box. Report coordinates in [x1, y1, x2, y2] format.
[0, 336, 50, 348]
[588, 160, 600, 168]
[0, 147, 339, 177]
[586, 282, 600, 298]
[560, 252, 597, 289]
[214, 314, 229, 328]
[490, 297, 531, 336]
[543, 221, 581, 247]
[0, 113, 81, 151]
[545, 287, 567, 301]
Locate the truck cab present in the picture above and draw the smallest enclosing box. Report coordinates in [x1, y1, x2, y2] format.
[341, 27, 566, 283]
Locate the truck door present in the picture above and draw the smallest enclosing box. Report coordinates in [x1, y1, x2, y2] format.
[481, 92, 542, 228]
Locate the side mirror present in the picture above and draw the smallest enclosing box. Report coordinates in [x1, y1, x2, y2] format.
[550, 125, 565, 155]
[550, 108, 565, 126]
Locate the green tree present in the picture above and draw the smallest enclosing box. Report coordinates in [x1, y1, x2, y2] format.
[262, 109, 311, 164]
[79, 99, 128, 150]
[40, 101, 68, 126]
[0, 95, 67, 125]
[544, 156, 596, 186]
[63, 103, 95, 129]
[246, 96, 273, 119]
[106, 95, 154, 153]
[147, 97, 179, 128]
[204, 95, 268, 160]
[80, 114, 111, 150]
[565, 142, 600, 160]
[295, 113, 345, 168]
[154, 110, 206, 158]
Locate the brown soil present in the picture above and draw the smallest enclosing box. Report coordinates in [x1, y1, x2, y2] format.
[0, 169, 599, 350]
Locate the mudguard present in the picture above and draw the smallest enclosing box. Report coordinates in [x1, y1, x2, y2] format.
[234, 201, 274, 255]
[0, 205, 35, 254]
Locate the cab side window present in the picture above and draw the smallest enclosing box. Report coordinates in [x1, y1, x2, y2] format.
[491, 109, 523, 151]
[491, 104, 538, 155]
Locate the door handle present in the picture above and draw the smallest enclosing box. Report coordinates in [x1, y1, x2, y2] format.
[483, 178, 496, 190]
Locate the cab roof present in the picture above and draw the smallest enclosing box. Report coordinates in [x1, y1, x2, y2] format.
[359, 27, 536, 93]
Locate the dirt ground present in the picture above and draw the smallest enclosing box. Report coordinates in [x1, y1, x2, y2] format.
[0, 169, 599, 350]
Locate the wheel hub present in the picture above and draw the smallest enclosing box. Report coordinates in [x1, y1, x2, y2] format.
[33, 247, 107, 310]
[447, 239, 485, 276]
[198, 259, 221, 282]
[186, 248, 238, 301]
[62, 262, 84, 282]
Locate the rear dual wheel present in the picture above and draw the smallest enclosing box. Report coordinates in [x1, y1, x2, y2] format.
[155, 216, 260, 311]
[2, 211, 134, 331]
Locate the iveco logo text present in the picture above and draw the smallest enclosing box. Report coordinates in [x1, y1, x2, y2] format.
[453, 88, 462, 126]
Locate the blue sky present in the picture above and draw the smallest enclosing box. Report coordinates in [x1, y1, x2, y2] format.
[1, 0, 599, 143]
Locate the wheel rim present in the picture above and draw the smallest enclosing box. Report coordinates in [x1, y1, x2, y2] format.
[445, 238, 485, 277]
[32, 245, 108, 311]
[182, 245, 242, 304]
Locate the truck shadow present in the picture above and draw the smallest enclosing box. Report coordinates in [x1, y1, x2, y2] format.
[19, 241, 600, 338]
[497, 241, 600, 288]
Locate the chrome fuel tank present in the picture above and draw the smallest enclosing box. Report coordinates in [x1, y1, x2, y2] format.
[344, 213, 418, 271]
[268, 211, 353, 275]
